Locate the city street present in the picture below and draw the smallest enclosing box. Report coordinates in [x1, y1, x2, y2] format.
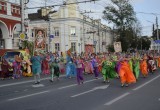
[0, 70, 160, 110]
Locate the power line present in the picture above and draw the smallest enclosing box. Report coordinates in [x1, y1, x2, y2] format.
[27, 0, 100, 9]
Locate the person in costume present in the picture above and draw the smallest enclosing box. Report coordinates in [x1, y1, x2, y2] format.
[102, 55, 118, 83]
[59, 52, 65, 74]
[147, 53, 155, 73]
[22, 59, 32, 77]
[42, 54, 50, 75]
[133, 53, 140, 80]
[119, 57, 136, 87]
[1, 58, 12, 80]
[84, 57, 94, 74]
[66, 52, 76, 78]
[75, 56, 84, 85]
[128, 54, 133, 72]
[49, 57, 60, 82]
[31, 51, 43, 84]
[158, 54, 160, 68]
[91, 54, 99, 79]
[140, 54, 148, 78]
[12, 55, 22, 79]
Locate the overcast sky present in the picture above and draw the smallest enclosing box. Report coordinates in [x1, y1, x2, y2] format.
[9, 0, 160, 36]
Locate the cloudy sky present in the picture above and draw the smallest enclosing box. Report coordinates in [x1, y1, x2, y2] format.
[9, 0, 160, 36]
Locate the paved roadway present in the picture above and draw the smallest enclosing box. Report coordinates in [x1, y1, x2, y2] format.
[0, 70, 160, 110]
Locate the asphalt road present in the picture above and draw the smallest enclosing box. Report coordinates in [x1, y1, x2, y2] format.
[0, 70, 160, 110]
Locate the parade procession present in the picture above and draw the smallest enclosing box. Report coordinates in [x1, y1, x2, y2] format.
[1, 0, 160, 110]
[0, 49, 160, 87]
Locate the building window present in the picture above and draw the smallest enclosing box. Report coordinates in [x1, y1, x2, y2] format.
[4, 4, 7, 11]
[70, 27, 76, 36]
[54, 27, 59, 36]
[55, 43, 60, 51]
[17, 9, 20, 14]
[71, 42, 76, 52]
[0, 4, 2, 10]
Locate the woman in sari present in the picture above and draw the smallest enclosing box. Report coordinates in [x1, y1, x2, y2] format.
[119, 57, 136, 87]
[140, 54, 148, 78]
[133, 54, 140, 80]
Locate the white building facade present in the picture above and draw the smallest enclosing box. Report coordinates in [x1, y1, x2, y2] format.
[28, 0, 113, 54]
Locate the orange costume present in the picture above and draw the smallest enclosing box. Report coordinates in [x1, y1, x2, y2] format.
[140, 60, 148, 76]
[119, 61, 136, 84]
[158, 57, 160, 68]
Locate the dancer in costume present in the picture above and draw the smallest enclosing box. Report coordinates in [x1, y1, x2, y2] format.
[66, 53, 76, 78]
[75, 56, 84, 85]
[119, 57, 136, 87]
[31, 51, 42, 84]
[1, 58, 11, 80]
[140, 54, 148, 78]
[59, 53, 65, 74]
[101, 58, 111, 83]
[128, 54, 133, 72]
[49, 58, 60, 82]
[22, 59, 32, 77]
[42, 55, 50, 75]
[12, 55, 22, 79]
[91, 54, 99, 79]
[158, 54, 160, 68]
[133, 53, 140, 80]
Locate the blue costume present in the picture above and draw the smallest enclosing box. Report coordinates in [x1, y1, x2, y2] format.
[31, 56, 42, 74]
[66, 55, 76, 77]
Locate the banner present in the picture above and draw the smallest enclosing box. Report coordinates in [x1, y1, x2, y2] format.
[34, 28, 47, 50]
[114, 42, 122, 52]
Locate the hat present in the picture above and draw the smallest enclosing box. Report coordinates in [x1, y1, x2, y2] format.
[14, 55, 22, 62]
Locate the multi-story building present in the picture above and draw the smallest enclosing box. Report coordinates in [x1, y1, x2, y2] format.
[28, 0, 113, 54]
[0, 0, 22, 49]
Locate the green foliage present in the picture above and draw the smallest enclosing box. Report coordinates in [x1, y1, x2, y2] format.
[22, 40, 34, 56]
[103, 0, 136, 29]
[103, 0, 142, 51]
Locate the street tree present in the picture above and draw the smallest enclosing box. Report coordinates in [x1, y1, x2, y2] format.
[103, 0, 139, 51]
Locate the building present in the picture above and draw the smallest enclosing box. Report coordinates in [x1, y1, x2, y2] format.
[149, 40, 160, 52]
[28, 0, 113, 54]
[0, 0, 22, 49]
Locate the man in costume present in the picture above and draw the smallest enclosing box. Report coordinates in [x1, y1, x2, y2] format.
[31, 51, 43, 84]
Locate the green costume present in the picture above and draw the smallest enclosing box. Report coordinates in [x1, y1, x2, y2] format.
[101, 60, 118, 82]
[133, 58, 140, 79]
[50, 61, 60, 81]
[129, 59, 133, 72]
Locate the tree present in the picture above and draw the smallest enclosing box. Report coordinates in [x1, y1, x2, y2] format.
[103, 0, 139, 51]
[22, 41, 34, 56]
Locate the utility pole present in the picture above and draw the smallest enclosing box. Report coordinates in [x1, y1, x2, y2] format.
[20, 0, 25, 33]
[156, 17, 159, 40]
[48, 16, 51, 52]
[156, 16, 159, 53]
[98, 20, 100, 53]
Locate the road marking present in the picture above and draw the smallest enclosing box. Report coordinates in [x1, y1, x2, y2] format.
[24, 89, 28, 91]
[133, 74, 160, 91]
[8, 91, 49, 101]
[104, 92, 130, 106]
[71, 85, 109, 98]
[0, 75, 65, 88]
[32, 84, 44, 88]
[158, 98, 160, 101]
[58, 77, 102, 90]
[14, 91, 19, 93]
